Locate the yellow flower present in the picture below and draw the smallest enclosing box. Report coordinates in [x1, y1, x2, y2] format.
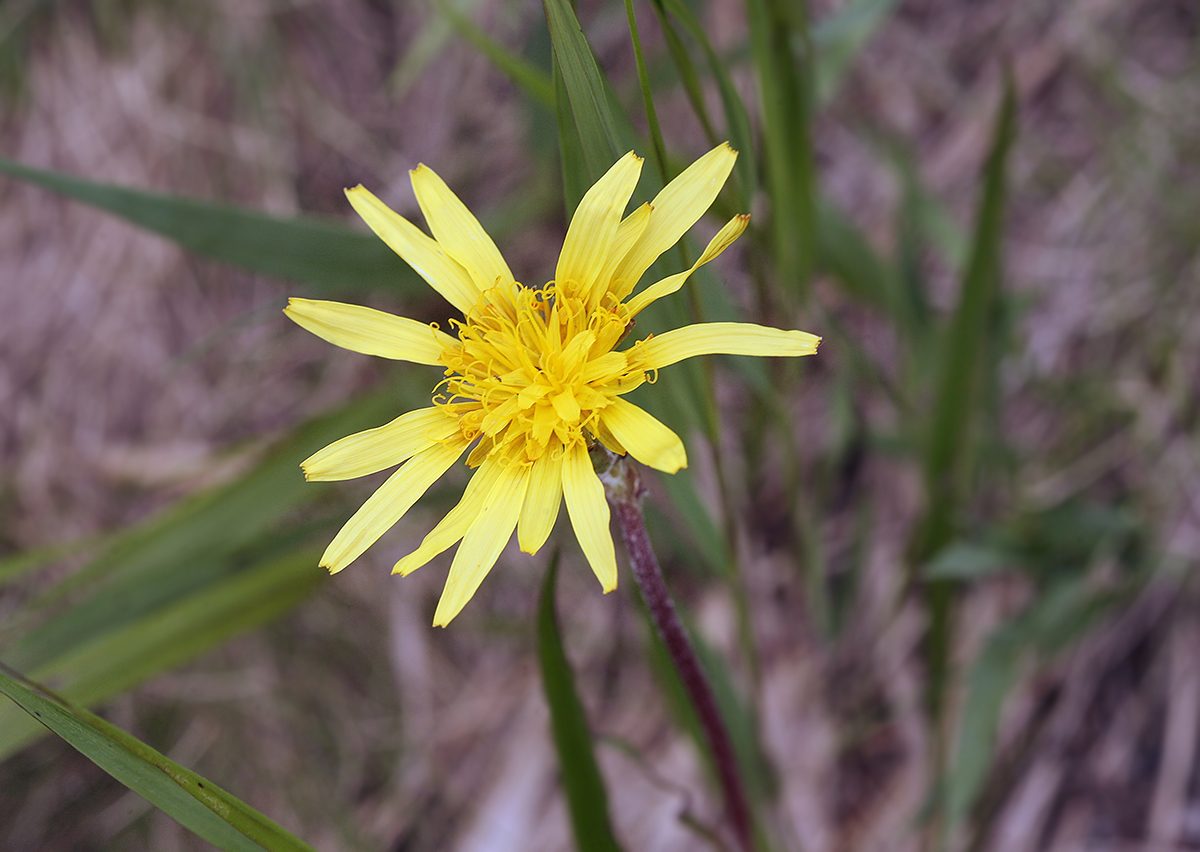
[286, 144, 820, 625]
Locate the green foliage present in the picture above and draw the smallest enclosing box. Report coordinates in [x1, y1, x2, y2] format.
[0, 156, 423, 296]
[915, 76, 1018, 563]
[0, 394, 399, 760]
[812, 0, 900, 106]
[537, 556, 624, 852]
[440, 4, 555, 110]
[746, 0, 818, 298]
[648, 0, 756, 209]
[0, 665, 319, 852]
[542, 0, 627, 198]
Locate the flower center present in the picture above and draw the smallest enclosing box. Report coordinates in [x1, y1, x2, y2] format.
[437, 283, 647, 465]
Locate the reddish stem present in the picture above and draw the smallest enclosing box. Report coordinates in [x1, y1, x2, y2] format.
[603, 457, 753, 852]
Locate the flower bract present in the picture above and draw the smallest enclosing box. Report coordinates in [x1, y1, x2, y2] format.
[286, 143, 820, 625]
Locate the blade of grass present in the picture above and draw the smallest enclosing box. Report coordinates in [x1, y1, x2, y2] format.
[910, 73, 1017, 847]
[912, 75, 1018, 565]
[0, 665, 320, 852]
[647, 1, 720, 148]
[542, 0, 624, 188]
[624, 0, 669, 185]
[0, 533, 101, 585]
[652, 0, 757, 210]
[537, 554, 624, 852]
[4, 391, 397, 672]
[747, 0, 818, 299]
[440, 4, 555, 110]
[946, 577, 1128, 844]
[0, 547, 326, 760]
[0, 156, 422, 293]
[812, 0, 899, 106]
[554, 64, 592, 213]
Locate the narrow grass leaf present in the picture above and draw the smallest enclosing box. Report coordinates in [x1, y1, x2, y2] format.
[0, 548, 326, 760]
[690, 630, 774, 803]
[945, 578, 1125, 834]
[0, 665, 319, 852]
[537, 555, 624, 852]
[440, 4, 555, 109]
[5, 392, 397, 673]
[625, 0, 669, 185]
[923, 542, 1012, 581]
[647, 1, 719, 147]
[747, 0, 818, 297]
[0, 533, 99, 585]
[913, 77, 1017, 802]
[554, 64, 592, 213]
[0, 156, 421, 293]
[916, 74, 1018, 562]
[816, 198, 892, 307]
[542, 0, 623, 187]
[813, 0, 899, 106]
[653, 0, 757, 208]
[944, 626, 1022, 833]
[892, 162, 934, 349]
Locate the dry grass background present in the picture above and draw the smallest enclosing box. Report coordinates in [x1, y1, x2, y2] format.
[1, 0, 1199, 850]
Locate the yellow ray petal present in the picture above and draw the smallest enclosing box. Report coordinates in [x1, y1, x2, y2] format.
[609, 142, 737, 301]
[518, 448, 564, 553]
[638, 322, 822, 370]
[591, 201, 651, 306]
[344, 186, 480, 314]
[562, 442, 617, 592]
[432, 465, 530, 626]
[591, 416, 627, 457]
[302, 407, 461, 481]
[624, 214, 750, 316]
[320, 437, 468, 573]
[556, 152, 643, 302]
[410, 164, 514, 292]
[599, 399, 686, 474]
[285, 298, 457, 364]
[392, 457, 505, 576]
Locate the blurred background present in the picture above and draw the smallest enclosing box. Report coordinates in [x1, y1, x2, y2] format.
[1, 0, 1198, 850]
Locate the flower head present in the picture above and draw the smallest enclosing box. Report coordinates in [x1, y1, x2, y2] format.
[286, 144, 820, 625]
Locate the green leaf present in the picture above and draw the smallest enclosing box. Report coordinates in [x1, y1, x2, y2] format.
[747, 0, 818, 296]
[923, 543, 1012, 581]
[816, 197, 894, 307]
[813, 0, 899, 106]
[542, 0, 625, 191]
[625, 0, 670, 185]
[0, 156, 422, 294]
[553, 64, 593, 214]
[908, 74, 1017, 799]
[943, 625, 1022, 831]
[652, 0, 757, 209]
[916, 75, 1017, 561]
[0, 548, 326, 760]
[647, 1, 720, 148]
[689, 630, 774, 803]
[891, 163, 935, 347]
[0, 665, 320, 852]
[0, 391, 404, 760]
[5, 393, 395, 674]
[0, 532, 100, 586]
[537, 555, 624, 852]
[944, 578, 1122, 834]
[440, 4, 556, 110]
